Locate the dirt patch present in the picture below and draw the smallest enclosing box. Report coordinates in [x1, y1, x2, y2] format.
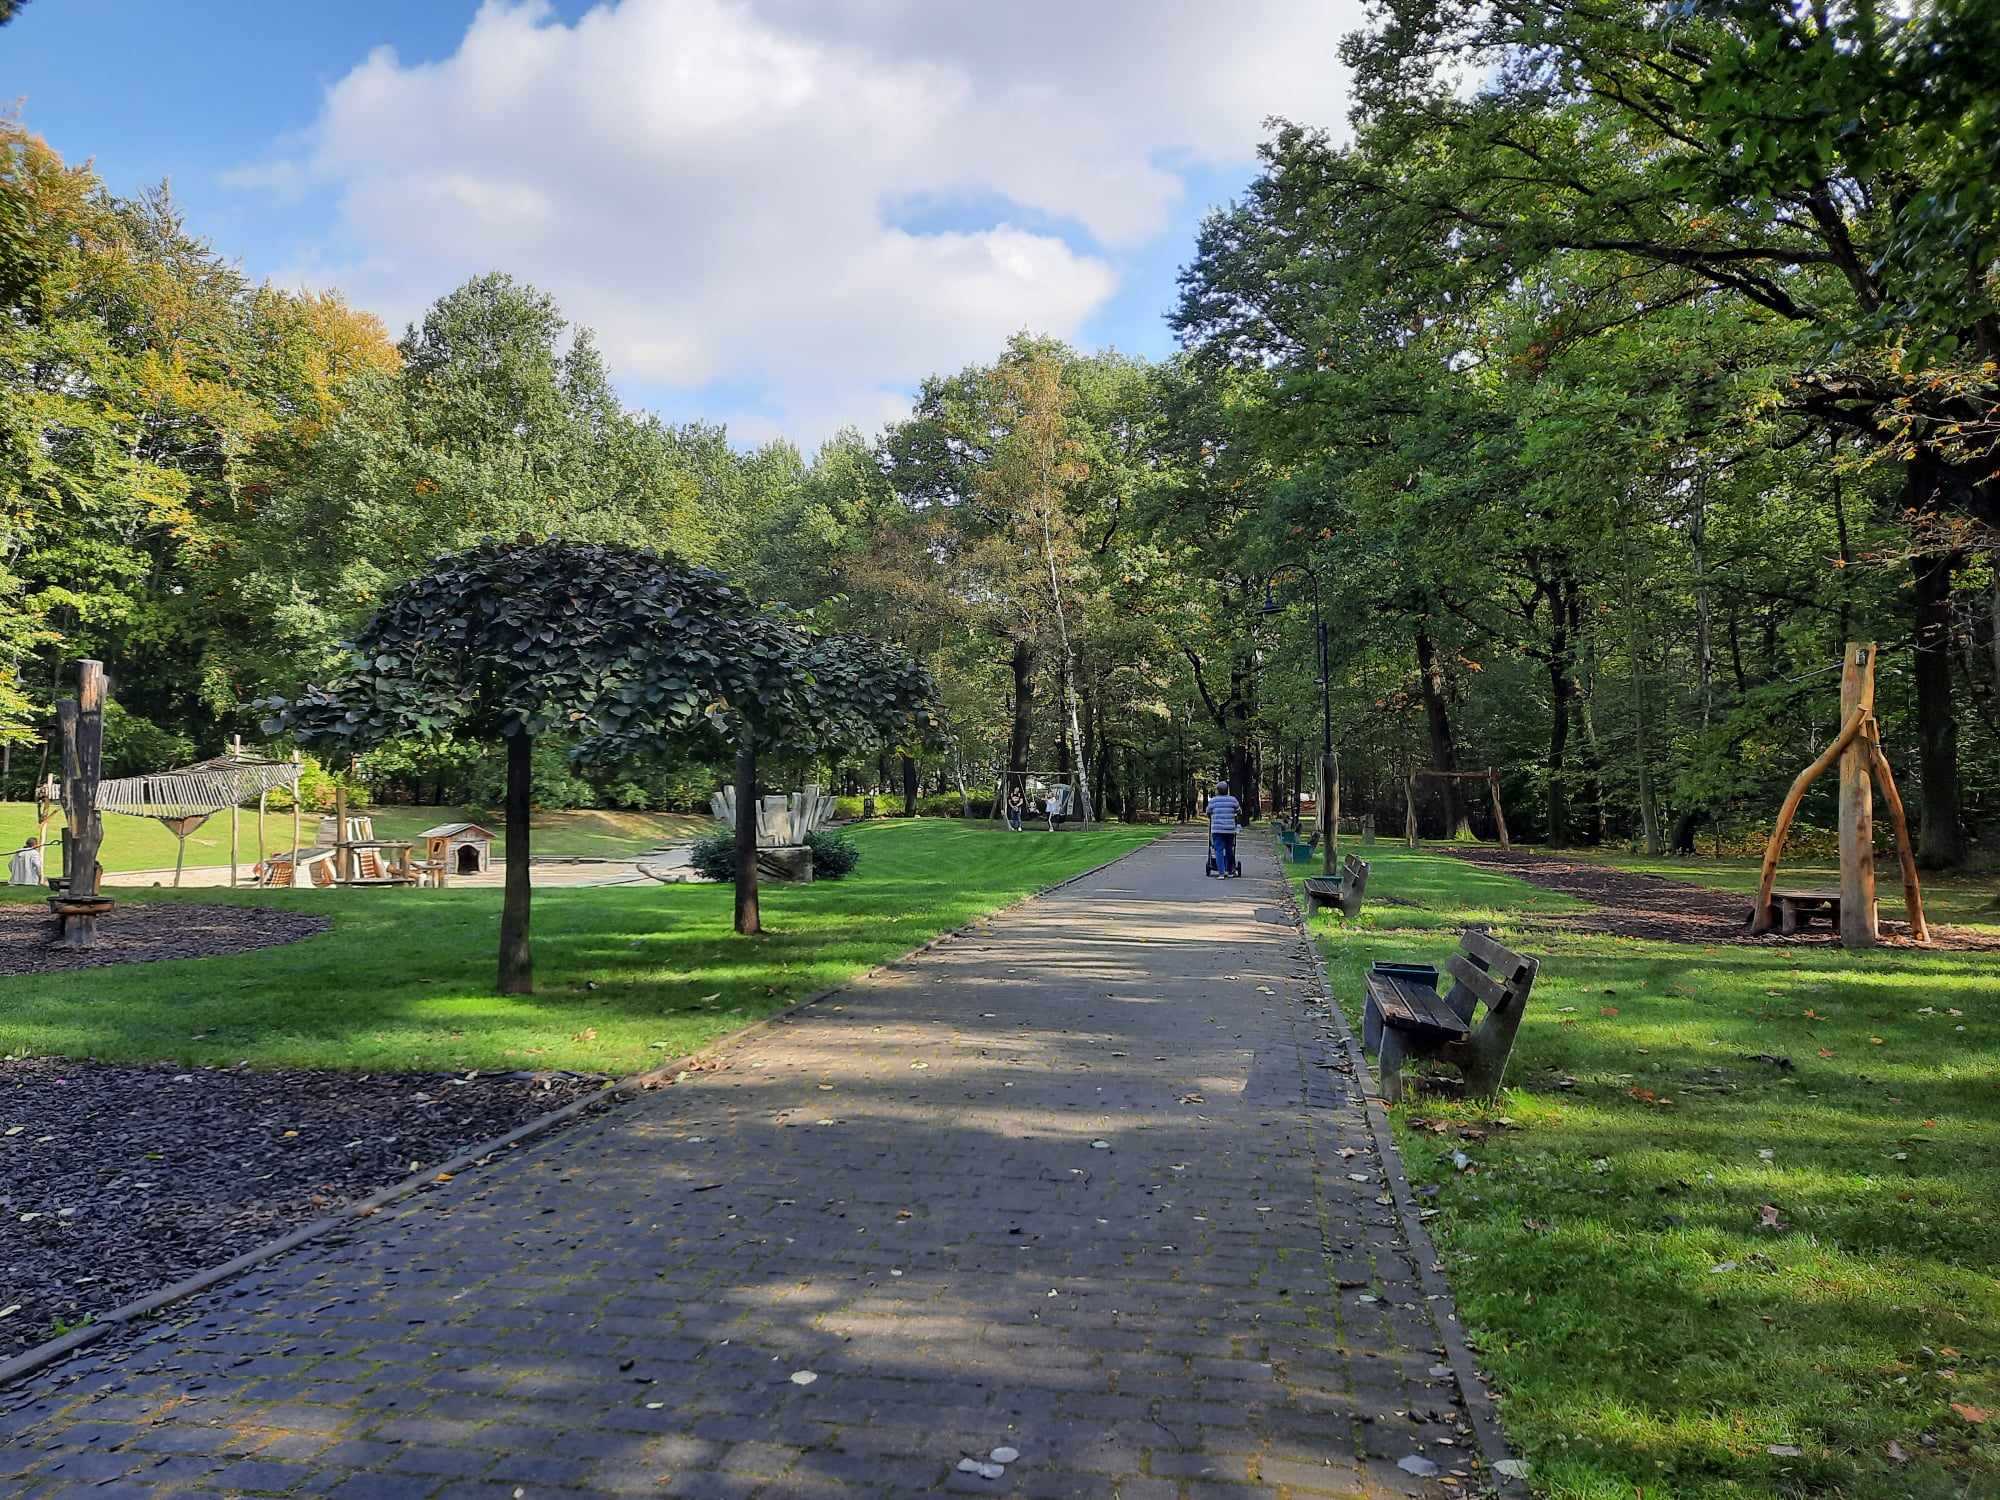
[0, 901, 329, 977]
[1445, 846, 2000, 951]
[0, 1060, 613, 1361]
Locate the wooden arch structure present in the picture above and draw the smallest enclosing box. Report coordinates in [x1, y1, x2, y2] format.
[1750, 642, 1927, 945]
[1404, 768, 1511, 850]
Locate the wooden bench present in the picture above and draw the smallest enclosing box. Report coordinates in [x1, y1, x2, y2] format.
[1361, 929, 1539, 1103]
[1304, 854, 1368, 917]
[1289, 833, 1321, 865]
[1762, 886, 1876, 935]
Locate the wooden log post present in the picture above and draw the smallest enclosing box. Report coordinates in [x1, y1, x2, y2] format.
[229, 736, 242, 888]
[54, 660, 110, 948]
[1839, 643, 1879, 948]
[1405, 773, 1419, 848]
[1487, 769, 1512, 851]
[1862, 715, 1929, 942]
[333, 784, 350, 883]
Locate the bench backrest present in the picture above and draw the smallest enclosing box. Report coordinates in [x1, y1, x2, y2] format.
[1441, 928, 1538, 1024]
[1342, 853, 1367, 881]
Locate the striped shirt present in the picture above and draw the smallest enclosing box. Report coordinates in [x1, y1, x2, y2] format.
[1207, 794, 1241, 833]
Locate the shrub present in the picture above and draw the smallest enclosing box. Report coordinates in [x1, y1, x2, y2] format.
[833, 795, 867, 821]
[803, 829, 861, 879]
[688, 831, 737, 881]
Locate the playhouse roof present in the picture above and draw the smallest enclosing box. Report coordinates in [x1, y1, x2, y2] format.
[419, 822, 495, 840]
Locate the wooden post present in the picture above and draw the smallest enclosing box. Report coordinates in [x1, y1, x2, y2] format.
[229, 736, 242, 888]
[1839, 642, 1879, 947]
[54, 661, 110, 948]
[1324, 750, 1339, 872]
[1488, 769, 1512, 851]
[1405, 772, 1419, 847]
[1862, 715, 1929, 942]
[334, 784, 350, 883]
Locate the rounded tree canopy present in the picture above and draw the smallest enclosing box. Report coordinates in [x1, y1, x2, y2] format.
[264, 536, 934, 759]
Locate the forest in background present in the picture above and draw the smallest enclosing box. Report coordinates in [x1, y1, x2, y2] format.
[5, 0, 1997, 865]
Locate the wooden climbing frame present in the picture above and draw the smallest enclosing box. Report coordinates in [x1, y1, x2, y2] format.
[1749, 642, 1928, 946]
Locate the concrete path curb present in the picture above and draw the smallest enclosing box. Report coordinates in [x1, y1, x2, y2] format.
[1276, 839, 1525, 1496]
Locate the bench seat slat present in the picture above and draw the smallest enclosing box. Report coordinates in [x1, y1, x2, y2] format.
[1365, 971, 1470, 1040]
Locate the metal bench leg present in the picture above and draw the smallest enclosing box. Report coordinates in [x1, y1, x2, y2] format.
[1378, 1028, 1406, 1104]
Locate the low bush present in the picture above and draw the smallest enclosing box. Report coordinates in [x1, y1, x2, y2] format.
[687, 831, 737, 881]
[803, 829, 861, 879]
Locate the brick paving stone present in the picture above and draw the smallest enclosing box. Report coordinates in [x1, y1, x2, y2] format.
[4, 834, 1486, 1497]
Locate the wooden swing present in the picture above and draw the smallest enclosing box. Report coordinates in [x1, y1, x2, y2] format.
[1749, 642, 1928, 946]
[1404, 767, 1511, 850]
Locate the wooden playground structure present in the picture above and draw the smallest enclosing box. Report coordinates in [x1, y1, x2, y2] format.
[1749, 642, 1928, 946]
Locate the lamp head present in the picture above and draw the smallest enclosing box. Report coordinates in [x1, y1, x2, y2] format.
[1258, 582, 1281, 616]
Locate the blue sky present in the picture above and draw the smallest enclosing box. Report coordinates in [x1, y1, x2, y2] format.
[8, 0, 1355, 447]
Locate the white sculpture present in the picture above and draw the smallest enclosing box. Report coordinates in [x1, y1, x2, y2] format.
[710, 783, 837, 847]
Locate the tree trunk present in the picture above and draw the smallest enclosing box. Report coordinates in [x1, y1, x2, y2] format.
[733, 741, 760, 935]
[901, 753, 918, 817]
[1912, 547, 1967, 868]
[1545, 583, 1576, 847]
[499, 732, 534, 995]
[1414, 626, 1468, 837]
[1009, 638, 1035, 780]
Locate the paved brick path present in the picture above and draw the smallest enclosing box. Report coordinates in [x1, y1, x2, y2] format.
[3, 834, 1483, 1497]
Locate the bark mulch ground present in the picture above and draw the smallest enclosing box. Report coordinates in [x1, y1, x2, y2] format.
[0, 1061, 613, 1361]
[1445, 845, 2000, 951]
[0, 901, 329, 977]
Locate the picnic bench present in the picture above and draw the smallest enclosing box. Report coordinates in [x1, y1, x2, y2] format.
[1304, 853, 1368, 918]
[1760, 886, 1876, 935]
[1361, 929, 1539, 1103]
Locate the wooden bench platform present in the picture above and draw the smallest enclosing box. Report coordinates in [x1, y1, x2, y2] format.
[1361, 929, 1539, 1103]
[1304, 853, 1368, 918]
[1760, 886, 1878, 935]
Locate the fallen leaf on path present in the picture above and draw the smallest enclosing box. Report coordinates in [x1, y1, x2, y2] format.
[1950, 1403, 1989, 1424]
[1492, 1459, 1530, 1479]
[1397, 1456, 1439, 1477]
[1885, 1440, 1909, 1464]
[1758, 1203, 1785, 1231]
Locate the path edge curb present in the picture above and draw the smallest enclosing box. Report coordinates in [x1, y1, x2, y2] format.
[1274, 843, 1526, 1497]
[0, 830, 1166, 1394]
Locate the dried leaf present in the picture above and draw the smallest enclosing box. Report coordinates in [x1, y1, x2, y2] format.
[1950, 1402, 1989, 1424]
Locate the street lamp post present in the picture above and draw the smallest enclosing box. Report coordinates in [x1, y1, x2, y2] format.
[1260, 564, 1335, 875]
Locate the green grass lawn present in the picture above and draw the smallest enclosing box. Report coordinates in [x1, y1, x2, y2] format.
[1, 821, 1158, 1076]
[1288, 839, 1999, 1499]
[1, 800, 713, 875]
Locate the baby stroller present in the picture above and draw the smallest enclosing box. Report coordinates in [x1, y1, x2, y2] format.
[1205, 833, 1242, 879]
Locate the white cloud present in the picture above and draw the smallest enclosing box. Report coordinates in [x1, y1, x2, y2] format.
[236, 0, 1358, 445]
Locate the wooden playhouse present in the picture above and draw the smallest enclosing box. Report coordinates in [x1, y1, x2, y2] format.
[420, 821, 495, 879]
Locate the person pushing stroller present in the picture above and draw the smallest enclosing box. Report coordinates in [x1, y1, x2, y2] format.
[1206, 779, 1242, 878]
